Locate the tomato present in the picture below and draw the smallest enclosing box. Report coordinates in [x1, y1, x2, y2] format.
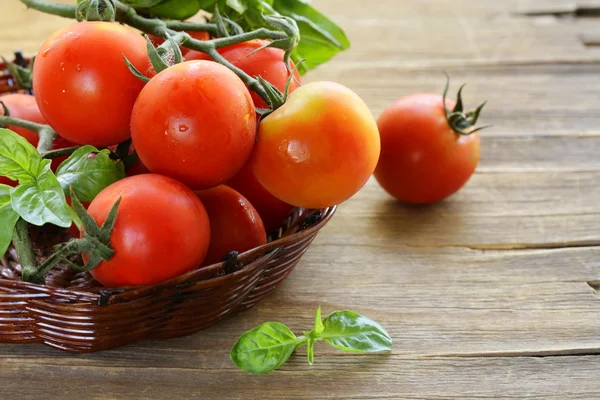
[226, 161, 293, 233]
[33, 22, 148, 148]
[0, 93, 75, 172]
[149, 31, 210, 55]
[252, 81, 380, 209]
[185, 40, 301, 109]
[131, 61, 256, 190]
[84, 174, 210, 287]
[195, 185, 266, 266]
[0, 93, 46, 146]
[374, 93, 481, 204]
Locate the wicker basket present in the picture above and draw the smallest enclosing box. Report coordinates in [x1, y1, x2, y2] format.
[0, 54, 336, 353]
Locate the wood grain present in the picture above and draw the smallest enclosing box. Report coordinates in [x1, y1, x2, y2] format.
[1, 0, 600, 399]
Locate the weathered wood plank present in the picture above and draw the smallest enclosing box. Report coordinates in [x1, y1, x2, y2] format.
[2, 356, 600, 399]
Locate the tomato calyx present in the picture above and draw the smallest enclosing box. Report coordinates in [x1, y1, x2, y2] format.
[22, 189, 121, 284]
[2, 52, 34, 91]
[443, 73, 491, 136]
[76, 0, 116, 22]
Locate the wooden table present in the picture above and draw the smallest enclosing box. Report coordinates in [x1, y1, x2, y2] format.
[2, 0, 600, 398]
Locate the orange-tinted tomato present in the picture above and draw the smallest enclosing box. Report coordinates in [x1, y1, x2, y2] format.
[185, 40, 301, 109]
[252, 81, 380, 209]
[85, 174, 210, 287]
[33, 22, 148, 147]
[131, 61, 256, 190]
[195, 185, 266, 266]
[374, 94, 480, 204]
[226, 161, 293, 232]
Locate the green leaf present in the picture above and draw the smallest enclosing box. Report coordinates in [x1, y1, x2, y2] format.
[118, 0, 165, 7]
[272, 0, 349, 74]
[0, 184, 19, 256]
[226, 0, 247, 14]
[312, 305, 324, 335]
[230, 322, 306, 374]
[11, 167, 72, 228]
[0, 128, 45, 183]
[147, 0, 203, 20]
[56, 146, 125, 203]
[0, 128, 72, 228]
[322, 311, 392, 353]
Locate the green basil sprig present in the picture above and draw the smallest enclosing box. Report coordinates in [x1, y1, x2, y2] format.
[0, 128, 125, 257]
[230, 307, 392, 374]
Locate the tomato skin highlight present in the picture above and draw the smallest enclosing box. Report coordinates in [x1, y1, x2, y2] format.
[226, 161, 293, 233]
[185, 40, 301, 109]
[374, 94, 481, 204]
[252, 81, 381, 209]
[33, 22, 148, 147]
[195, 185, 266, 266]
[84, 174, 211, 287]
[131, 61, 257, 190]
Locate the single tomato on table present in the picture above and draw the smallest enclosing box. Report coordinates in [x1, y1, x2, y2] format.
[226, 162, 293, 233]
[131, 61, 256, 190]
[374, 81, 485, 204]
[252, 81, 380, 209]
[84, 174, 211, 287]
[185, 39, 301, 109]
[195, 185, 266, 266]
[33, 21, 148, 148]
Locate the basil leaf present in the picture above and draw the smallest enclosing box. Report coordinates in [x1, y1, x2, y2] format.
[272, 0, 350, 74]
[0, 128, 45, 183]
[56, 146, 125, 203]
[230, 322, 306, 374]
[147, 0, 203, 20]
[322, 311, 392, 353]
[11, 167, 72, 228]
[119, 0, 165, 7]
[0, 184, 19, 256]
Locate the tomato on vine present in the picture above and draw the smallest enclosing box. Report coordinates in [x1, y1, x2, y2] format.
[131, 60, 257, 190]
[33, 22, 149, 148]
[84, 174, 211, 287]
[252, 81, 381, 209]
[374, 78, 487, 204]
[185, 40, 301, 109]
[195, 185, 266, 266]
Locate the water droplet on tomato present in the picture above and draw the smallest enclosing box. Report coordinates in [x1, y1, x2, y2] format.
[62, 90, 66, 93]
[41, 48, 50, 57]
[60, 62, 65, 72]
[178, 124, 189, 132]
[76, 64, 82, 72]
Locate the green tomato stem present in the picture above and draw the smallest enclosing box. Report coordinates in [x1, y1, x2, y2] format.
[12, 218, 38, 283]
[41, 146, 81, 159]
[19, 0, 295, 109]
[0, 115, 57, 153]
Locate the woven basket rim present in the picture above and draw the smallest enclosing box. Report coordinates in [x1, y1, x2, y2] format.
[0, 207, 336, 298]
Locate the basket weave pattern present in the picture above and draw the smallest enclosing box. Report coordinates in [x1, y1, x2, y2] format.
[0, 56, 336, 353]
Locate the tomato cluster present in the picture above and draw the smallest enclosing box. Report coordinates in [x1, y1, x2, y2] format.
[8, 21, 381, 287]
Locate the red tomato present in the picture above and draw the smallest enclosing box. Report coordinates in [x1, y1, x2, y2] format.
[252, 81, 380, 209]
[195, 185, 266, 265]
[374, 94, 481, 204]
[150, 31, 210, 55]
[0, 93, 46, 146]
[226, 161, 293, 232]
[33, 22, 148, 147]
[131, 61, 256, 190]
[185, 40, 301, 109]
[84, 174, 210, 287]
[0, 93, 75, 172]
